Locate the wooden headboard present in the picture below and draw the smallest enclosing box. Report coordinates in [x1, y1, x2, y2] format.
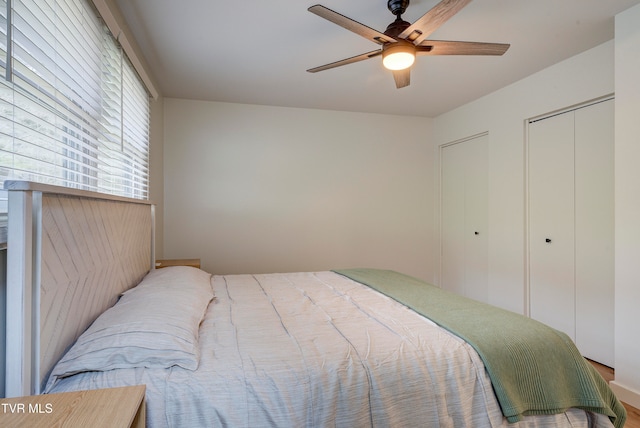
[4, 181, 154, 396]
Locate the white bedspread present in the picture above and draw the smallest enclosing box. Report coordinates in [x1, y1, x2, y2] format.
[46, 271, 612, 427]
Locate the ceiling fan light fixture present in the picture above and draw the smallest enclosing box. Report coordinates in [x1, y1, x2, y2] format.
[307, 1, 509, 88]
[382, 43, 415, 70]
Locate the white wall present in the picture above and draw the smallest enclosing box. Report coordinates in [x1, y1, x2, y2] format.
[432, 41, 615, 315]
[611, 3, 640, 409]
[163, 100, 433, 280]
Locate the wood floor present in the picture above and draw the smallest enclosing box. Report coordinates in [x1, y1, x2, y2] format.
[587, 359, 640, 427]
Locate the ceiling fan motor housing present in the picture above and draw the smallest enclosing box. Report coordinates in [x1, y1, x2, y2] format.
[388, 0, 410, 16]
[384, 17, 411, 38]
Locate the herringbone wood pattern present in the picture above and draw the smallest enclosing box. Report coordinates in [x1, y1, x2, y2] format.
[39, 194, 152, 387]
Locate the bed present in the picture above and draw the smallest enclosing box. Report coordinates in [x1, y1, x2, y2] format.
[4, 181, 626, 428]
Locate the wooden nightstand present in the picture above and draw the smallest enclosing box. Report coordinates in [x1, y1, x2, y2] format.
[0, 385, 145, 428]
[155, 258, 201, 269]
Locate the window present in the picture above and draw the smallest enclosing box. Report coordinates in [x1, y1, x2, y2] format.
[0, 0, 150, 230]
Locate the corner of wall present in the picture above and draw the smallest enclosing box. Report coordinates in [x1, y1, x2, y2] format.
[149, 96, 164, 259]
[614, 1, 640, 404]
[610, 381, 640, 410]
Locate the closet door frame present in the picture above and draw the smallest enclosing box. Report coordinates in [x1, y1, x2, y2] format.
[524, 94, 614, 318]
[439, 131, 489, 301]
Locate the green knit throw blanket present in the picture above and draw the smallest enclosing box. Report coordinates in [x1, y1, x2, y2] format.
[333, 268, 625, 427]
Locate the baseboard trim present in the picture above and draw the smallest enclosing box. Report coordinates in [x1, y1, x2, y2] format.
[610, 380, 640, 409]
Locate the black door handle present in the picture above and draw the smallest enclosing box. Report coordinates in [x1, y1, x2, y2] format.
[545, 238, 552, 243]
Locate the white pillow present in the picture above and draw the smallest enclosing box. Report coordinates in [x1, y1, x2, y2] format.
[47, 266, 213, 384]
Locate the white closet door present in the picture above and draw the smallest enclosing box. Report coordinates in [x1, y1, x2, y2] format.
[529, 112, 576, 339]
[441, 134, 488, 302]
[442, 141, 467, 297]
[463, 137, 488, 302]
[574, 99, 614, 366]
[528, 99, 614, 366]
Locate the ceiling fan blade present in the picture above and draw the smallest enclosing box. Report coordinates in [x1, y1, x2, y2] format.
[307, 50, 382, 73]
[308, 5, 397, 45]
[392, 69, 411, 89]
[417, 40, 510, 55]
[399, 0, 473, 45]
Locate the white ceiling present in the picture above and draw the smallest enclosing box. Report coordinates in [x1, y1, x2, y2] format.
[115, 0, 640, 118]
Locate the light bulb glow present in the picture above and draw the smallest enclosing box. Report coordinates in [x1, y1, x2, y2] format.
[383, 52, 415, 70]
[382, 43, 416, 71]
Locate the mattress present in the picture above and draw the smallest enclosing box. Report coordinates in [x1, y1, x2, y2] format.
[45, 270, 615, 427]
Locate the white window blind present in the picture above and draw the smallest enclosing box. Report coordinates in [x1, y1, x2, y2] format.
[0, 0, 6, 77]
[0, 0, 8, 221]
[0, 0, 150, 225]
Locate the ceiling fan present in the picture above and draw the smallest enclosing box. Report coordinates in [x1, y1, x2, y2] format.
[307, 0, 510, 89]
